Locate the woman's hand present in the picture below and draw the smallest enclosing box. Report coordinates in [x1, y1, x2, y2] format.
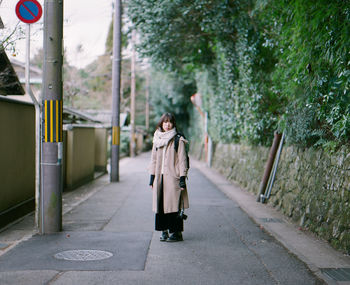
[179, 176, 186, 190]
[149, 175, 155, 190]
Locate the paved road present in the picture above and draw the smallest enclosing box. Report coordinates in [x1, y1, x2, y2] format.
[0, 152, 325, 285]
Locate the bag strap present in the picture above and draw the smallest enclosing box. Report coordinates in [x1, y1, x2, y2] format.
[174, 134, 180, 152]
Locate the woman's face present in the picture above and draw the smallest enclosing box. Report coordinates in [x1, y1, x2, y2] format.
[162, 120, 174, 132]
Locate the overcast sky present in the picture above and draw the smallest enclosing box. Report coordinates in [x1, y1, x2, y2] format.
[1, 0, 113, 68]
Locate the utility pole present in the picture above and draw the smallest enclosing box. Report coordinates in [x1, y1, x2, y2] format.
[110, 0, 122, 182]
[40, 0, 63, 234]
[130, 29, 136, 157]
[145, 71, 149, 130]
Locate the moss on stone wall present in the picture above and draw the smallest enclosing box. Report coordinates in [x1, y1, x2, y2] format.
[270, 145, 350, 253]
[192, 141, 350, 253]
[210, 143, 269, 193]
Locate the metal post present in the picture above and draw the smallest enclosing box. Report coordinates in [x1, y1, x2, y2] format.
[110, 0, 122, 182]
[25, 24, 41, 229]
[130, 29, 136, 157]
[204, 112, 208, 164]
[40, 0, 64, 234]
[256, 132, 282, 202]
[145, 71, 149, 130]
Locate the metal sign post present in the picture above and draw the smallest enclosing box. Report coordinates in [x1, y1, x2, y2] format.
[15, 0, 42, 230]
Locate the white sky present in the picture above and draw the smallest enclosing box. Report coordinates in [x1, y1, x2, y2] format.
[1, 0, 113, 68]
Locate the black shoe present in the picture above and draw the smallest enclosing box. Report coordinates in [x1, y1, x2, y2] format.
[160, 230, 169, 242]
[167, 232, 183, 242]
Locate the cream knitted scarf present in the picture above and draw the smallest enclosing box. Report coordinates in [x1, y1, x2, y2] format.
[153, 128, 177, 148]
[153, 128, 177, 174]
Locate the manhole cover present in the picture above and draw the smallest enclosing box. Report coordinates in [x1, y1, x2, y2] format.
[54, 250, 113, 261]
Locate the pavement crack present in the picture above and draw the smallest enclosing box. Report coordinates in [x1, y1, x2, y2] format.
[230, 223, 281, 285]
[63, 182, 108, 216]
[46, 271, 65, 285]
[142, 232, 154, 271]
[99, 181, 137, 231]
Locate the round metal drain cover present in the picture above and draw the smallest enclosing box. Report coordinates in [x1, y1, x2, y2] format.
[54, 250, 113, 261]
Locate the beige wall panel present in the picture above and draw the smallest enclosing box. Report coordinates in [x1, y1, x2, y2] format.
[62, 130, 67, 189]
[65, 127, 95, 190]
[0, 100, 35, 213]
[136, 133, 143, 152]
[94, 128, 108, 172]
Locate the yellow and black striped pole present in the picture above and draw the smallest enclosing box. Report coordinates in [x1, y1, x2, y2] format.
[42, 100, 63, 143]
[40, 0, 63, 234]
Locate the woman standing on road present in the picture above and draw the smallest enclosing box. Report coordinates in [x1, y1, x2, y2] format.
[149, 113, 189, 242]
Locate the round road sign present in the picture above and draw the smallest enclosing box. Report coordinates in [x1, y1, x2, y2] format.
[15, 0, 42, 24]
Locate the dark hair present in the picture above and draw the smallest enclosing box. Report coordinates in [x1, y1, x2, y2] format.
[156, 113, 177, 132]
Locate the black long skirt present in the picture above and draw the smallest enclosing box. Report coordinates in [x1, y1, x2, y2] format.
[155, 175, 183, 233]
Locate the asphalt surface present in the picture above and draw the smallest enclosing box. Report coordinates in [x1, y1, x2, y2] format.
[0, 152, 347, 284]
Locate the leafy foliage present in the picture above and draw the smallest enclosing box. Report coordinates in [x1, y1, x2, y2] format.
[128, 0, 216, 72]
[148, 68, 195, 133]
[262, 0, 350, 148]
[129, 0, 350, 149]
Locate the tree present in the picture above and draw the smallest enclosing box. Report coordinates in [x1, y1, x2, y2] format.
[1, 22, 25, 56]
[128, 0, 282, 145]
[148, 68, 195, 133]
[128, 0, 220, 72]
[128, 0, 350, 149]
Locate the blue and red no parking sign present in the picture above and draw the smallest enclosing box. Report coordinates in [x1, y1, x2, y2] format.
[15, 0, 42, 24]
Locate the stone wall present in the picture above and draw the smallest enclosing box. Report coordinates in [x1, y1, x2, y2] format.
[192, 141, 350, 253]
[210, 144, 269, 195]
[271, 145, 350, 252]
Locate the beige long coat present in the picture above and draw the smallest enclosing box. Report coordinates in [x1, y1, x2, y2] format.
[149, 136, 189, 214]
